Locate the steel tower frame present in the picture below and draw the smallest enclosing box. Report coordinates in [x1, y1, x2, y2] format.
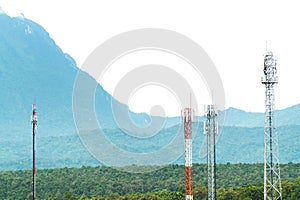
[204, 105, 217, 200]
[183, 107, 193, 200]
[31, 104, 37, 200]
[261, 51, 282, 200]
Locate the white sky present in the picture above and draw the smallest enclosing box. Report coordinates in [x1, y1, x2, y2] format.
[1, 0, 300, 116]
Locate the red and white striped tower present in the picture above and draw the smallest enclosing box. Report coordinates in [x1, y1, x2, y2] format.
[31, 104, 37, 200]
[183, 107, 193, 200]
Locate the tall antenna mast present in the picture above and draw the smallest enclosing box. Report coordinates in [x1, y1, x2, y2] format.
[204, 105, 217, 200]
[31, 103, 38, 200]
[261, 51, 282, 200]
[183, 100, 193, 200]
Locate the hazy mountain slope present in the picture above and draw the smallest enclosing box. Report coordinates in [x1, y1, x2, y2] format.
[2, 123, 300, 170]
[0, 13, 299, 171]
[220, 104, 300, 127]
[0, 13, 176, 170]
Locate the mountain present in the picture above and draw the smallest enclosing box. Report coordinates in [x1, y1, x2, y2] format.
[0, 13, 179, 170]
[218, 104, 300, 127]
[0, 12, 165, 130]
[2, 123, 300, 170]
[0, 13, 76, 131]
[0, 13, 299, 171]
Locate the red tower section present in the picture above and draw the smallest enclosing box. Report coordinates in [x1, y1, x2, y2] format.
[183, 108, 193, 200]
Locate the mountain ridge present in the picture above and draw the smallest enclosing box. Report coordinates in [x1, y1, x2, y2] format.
[0, 13, 299, 170]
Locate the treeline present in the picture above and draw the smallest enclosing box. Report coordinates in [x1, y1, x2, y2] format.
[0, 163, 300, 199]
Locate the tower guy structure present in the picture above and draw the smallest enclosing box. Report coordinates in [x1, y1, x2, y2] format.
[183, 107, 193, 200]
[31, 104, 38, 200]
[261, 51, 282, 200]
[204, 105, 218, 200]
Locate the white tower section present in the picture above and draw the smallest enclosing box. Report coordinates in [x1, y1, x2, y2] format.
[204, 105, 217, 200]
[261, 51, 282, 200]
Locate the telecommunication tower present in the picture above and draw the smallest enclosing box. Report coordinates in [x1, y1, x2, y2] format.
[31, 104, 38, 200]
[261, 51, 282, 200]
[204, 105, 217, 200]
[183, 107, 193, 200]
